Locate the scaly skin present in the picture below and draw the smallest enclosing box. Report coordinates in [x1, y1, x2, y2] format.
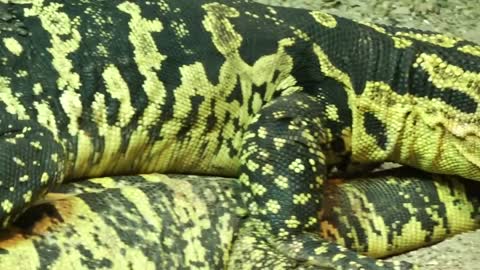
[0, 0, 478, 269]
[0, 169, 478, 269]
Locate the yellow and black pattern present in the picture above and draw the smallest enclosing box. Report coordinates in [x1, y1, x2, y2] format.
[0, 170, 477, 269]
[0, 174, 247, 269]
[0, 0, 478, 269]
[320, 168, 480, 258]
[230, 168, 479, 269]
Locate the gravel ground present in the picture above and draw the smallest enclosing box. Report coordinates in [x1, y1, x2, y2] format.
[256, 0, 479, 42]
[253, 0, 480, 269]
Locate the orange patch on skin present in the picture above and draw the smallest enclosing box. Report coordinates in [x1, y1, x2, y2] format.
[328, 178, 345, 186]
[0, 193, 78, 249]
[0, 228, 28, 249]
